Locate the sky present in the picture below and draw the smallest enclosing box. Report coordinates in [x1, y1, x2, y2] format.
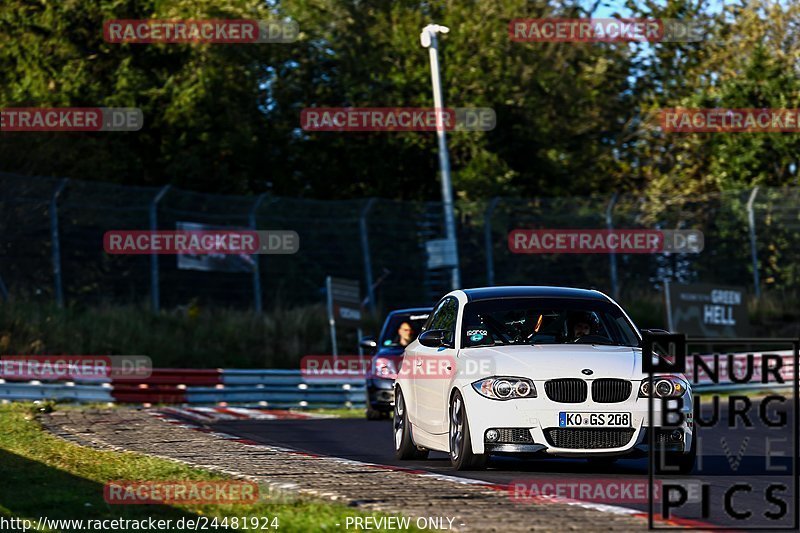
[591, 0, 728, 17]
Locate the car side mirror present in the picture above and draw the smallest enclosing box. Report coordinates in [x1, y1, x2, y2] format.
[359, 337, 378, 351]
[639, 328, 671, 352]
[418, 329, 453, 348]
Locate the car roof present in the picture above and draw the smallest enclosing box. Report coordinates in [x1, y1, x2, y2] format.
[386, 307, 433, 316]
[461, 286, 610, 302]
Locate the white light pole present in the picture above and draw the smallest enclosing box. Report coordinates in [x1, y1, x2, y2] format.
[421, 23, 461, 290]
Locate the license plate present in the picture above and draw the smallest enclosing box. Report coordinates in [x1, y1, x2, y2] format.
[559, 412, 631, 428]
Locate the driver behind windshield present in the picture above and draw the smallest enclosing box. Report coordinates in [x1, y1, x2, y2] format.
[396, 321, 415, 347]
[568, 312, 596, 341]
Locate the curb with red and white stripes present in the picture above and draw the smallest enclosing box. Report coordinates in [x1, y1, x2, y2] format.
[151, 407, 715, 530]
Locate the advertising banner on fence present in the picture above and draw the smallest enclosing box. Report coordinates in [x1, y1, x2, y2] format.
[327, 277, 361, 325]
[176, 222, 256, 273]
[666, 283, 751, 337]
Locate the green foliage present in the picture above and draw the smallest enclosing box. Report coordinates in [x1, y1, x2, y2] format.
[0, 300, 332, 368]
[0, 403, 421, 531]
[627, 0, 800, 199]
[5, 0, 799, 200]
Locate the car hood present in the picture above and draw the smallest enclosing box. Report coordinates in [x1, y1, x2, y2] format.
[376, 346, 405, 357]
[459, 344, 644, 380]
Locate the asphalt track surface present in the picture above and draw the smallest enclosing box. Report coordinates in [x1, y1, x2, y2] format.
[211, 398, 799, 529]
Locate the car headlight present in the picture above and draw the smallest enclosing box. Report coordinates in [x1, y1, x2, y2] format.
[372, 357, 397, 378]
[639, 376, 687, 398]
[472, 377, 536, 400]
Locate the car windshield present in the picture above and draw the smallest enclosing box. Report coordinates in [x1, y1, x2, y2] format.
[379, 311, 431, 347]
[461, 297, 639, 348]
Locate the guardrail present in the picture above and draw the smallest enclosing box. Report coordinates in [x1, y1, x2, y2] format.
[0, 368, 366, 407]
[0, 350, 795, 405]
[0, 381, 114, 402]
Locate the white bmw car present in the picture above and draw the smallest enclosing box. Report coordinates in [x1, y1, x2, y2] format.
[393, 286, 695, 471]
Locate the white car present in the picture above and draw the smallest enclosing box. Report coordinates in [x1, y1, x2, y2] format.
[393, 286, 695, 471]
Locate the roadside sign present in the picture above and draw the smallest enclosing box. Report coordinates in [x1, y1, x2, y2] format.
[328, 277, 361, 325]
[425, 238, 457, 269]
[325, 277, 362, 356]
[665, 283, 750, 337]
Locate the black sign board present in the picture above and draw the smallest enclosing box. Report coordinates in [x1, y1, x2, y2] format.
[666, 283, 750, 337]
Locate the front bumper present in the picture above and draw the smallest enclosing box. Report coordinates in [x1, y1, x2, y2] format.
[366, 377, 395, 410]
[460, 382, 693, 456]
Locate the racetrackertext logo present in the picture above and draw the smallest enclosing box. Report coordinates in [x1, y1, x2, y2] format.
[508, 229, 704, 254]
[509, 18, 708, 42]
[104, 230, 299, 255]
[509, 479, 699, 504]
[0, 355, 152, 380]
[104, 20, 299, 44]
[104, 481, 258, 504]
[1, 108, 143, 132]
[301, 355, 493, 380]
[661, 108, 800, 133]
[301, 356, 371, 380]
[300, 107, 496, 132]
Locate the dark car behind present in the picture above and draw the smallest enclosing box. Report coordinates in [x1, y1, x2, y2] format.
[361, 307, 431, 420]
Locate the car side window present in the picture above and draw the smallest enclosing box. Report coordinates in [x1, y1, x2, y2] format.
[425, 299, 447, 332]
[429, 297, 458, 343]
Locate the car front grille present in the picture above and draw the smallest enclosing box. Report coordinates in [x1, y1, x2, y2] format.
[591, 379, 633, 403]
[544, 378, 587, 403]
[544, 428, 636, 449]
[492, 428, 534, 444]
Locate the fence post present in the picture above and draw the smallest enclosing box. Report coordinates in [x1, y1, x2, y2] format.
[663, 278, 674, 331]
[484, 197, 500, 286]
[250, 193, 268, 313]
[359, 198, 376, 314]
[50, 178, 69, 307]
[149, 185, 171, 313]
[746, 186, 761, 298]
[605, 192, 619, 300]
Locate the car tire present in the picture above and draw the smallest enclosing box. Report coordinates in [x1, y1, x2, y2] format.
[669, 430, 697, 475]
[661, 429, 697, 475]
[366, 403, 388, 420]
[449, 390, 488, 471]
[393, 388, 428, 460]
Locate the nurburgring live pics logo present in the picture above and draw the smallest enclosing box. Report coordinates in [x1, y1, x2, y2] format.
[643, 333, 797, 527]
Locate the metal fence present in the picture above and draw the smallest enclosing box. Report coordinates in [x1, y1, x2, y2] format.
[0, 351, 794, 405]
[1, 172, 799, 314]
